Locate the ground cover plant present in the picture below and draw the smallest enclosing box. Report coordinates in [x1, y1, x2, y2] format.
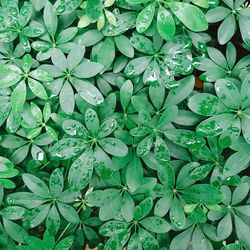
[0, 0, 250, 249]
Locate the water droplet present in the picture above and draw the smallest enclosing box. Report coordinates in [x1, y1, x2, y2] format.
[7, 197, 14, 204]
[36, 151, 44, 161]
[56, 5, 66, 14]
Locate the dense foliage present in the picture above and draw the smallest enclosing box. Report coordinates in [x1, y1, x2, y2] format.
[0, 0, 250, 249]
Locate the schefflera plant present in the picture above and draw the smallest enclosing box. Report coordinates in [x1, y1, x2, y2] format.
[188, 70, 250, 148]
[42, 46, 104, 115]
[0, 54, 53, 133]
[97, 197, 171, 249]
[193, 42, 250, 82]
[77, 0, 117, 30]
[32, 1, 79, 61]
[51, 108, 128, 186]
[124, 34, 193, 89]
[206, 0, 250, 45]
[0, 0, 45, 52]
[0, 156, 19, 189]
[127, 0, 208, 41]
[7, 169, 80, 235]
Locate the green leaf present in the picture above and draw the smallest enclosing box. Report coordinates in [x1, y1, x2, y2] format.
[121, 192, 135, 222]
[10, 81, 26, 113]
[176, 162, 197, 189]
[239, 15, 250, 44]
[192, 0, 209, 8]
[68, 151, 93, 191]
[22, 174, 51, 198]
[51, 49, 67, 71]
[55, 0, 82, 15]
[23, 21, 45, 37]
[66, 47, 85, 71]
[124, 56, 152, 78]
[231, 182, 249, 205]
[93, 147, 113, 179]
[1, 135, 27, 149]
[114, 35, 134, 58]
[196, 114, 236, 137]
[226, 42, 236, 69]
[170, 197, 186, 230]
[136, 3, 155, 33]
[157, 6, 175, 40]
[29, 103, 42, 124]
[136, 134, 153, 157]
[127, 232, 141, 250]
[57, 27, 78, 44]
[158, 105, 178, 129]
[44, 1, 58, 37]
[130, 34, 155, 54]
[6, 192, 46, 209]
[0, 206, 26, 220]
[29, 69, 53, 82]
[188, 93, 228, 116]
[169, 226, 193, 250]
[104, 229, 130, 249]
[99, 192, 122, 221]
[192, 226, 207, 250]
[46, 205, 60, 235]
[158, 163, 175, 187]
[215, 79, 241, 109]
[126, 0, 151, 3]
[134, 197, 153, 220]
[0, 65, 22, 88]
[73, 79, 104, 106]
[27, 127, 42, 139]
[235, 215, 250, 249]
[182, 184, 224, 205]
[164, 129, 205, 150]
[218, 14, 236, 45]
[19, 2, 33, 27]
[126, 154, 143, 192]
[62, 120, 88, 138]
[59, 81, 75, 115]
[154, 136, 170, 166]
[190, 163, 213, 181]
[206, 7, 231, 23]
[140, 216, 171, 233]
[28, 78, 48, 100]
[143, 58, 160, 85]
[99, 138, 128, 157]
[98, 118, 117, 138]
[131, 95, 155, 113]
[102, 12, 136, 36]
[138, 227, 159, 249]
[3, 219, 28, 243]
[49, 169, 64, 197]
[99, 221, 129, 237]
[73, 61, 103, 78]
[217, 213, 232, 240]
[120, 80, 133, 110]
[154, 191, 173, 217]
[54, 236, 74, 250]
[22, 54, 32, 73]
[169, 2, 208, 31]
[57, 203, 80, 224]
[86, 0, 102, 22]
[95, 38, 115, 72]
[27, 204, 50, 228]
[50, 138, 87, 159]
[164, 75, 195, 106]
[85, 109, 99, 136]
